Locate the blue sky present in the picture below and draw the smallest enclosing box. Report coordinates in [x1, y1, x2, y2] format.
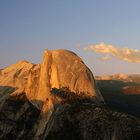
[0, 0, 140, 75]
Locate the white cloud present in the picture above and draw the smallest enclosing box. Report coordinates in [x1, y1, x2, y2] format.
[102, 55, 111, 61]
[84, 43, 140, 63]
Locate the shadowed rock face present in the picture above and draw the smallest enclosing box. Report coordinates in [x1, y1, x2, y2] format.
[0, 88, 139, 140]
[0, 49, 139, 140]
[0, 92, 40, 140]
[45, 103, 140, 140]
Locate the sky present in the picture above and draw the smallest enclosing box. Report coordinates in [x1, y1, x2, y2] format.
[0, 0, 140, 75]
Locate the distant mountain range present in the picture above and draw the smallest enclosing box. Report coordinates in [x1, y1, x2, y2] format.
[96, 74, 140, 82]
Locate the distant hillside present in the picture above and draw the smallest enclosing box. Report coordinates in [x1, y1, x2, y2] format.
[96, 75, 140, 117]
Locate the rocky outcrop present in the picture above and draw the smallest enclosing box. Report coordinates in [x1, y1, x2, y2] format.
[0, 60, 33, 89]
[26, 50, 104, 108]
[25, 49, 104, 139]
[0, 61, 35, 111]
[0, 50, 104, 107]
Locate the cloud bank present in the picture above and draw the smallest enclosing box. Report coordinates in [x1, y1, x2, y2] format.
[84, 43, 140, 63]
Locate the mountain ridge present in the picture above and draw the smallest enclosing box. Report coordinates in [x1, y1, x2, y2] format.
[0, 49, 139, 140]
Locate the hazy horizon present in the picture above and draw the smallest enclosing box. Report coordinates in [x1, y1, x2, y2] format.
[1, 0, 140, 75]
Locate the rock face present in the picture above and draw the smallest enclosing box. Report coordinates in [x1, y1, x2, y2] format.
[0, 49, 139, 140]
[26, 49, 104, 108]
[0, 60, 33, 89]
[0, 61, 35, 111]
